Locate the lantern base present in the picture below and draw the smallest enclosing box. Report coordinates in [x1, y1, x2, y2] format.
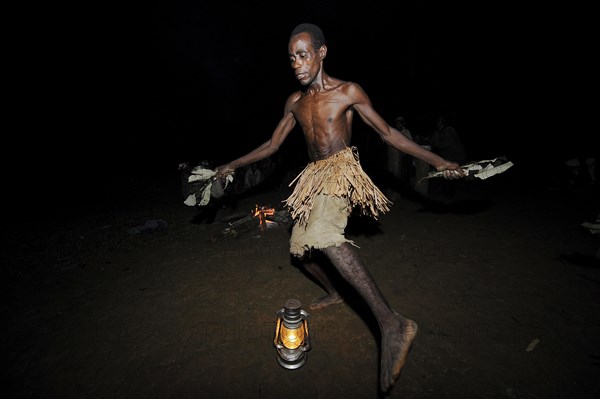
[276, 352, 307, 370]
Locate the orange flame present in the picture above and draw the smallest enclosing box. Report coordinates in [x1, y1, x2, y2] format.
[253, 204, 276, 227]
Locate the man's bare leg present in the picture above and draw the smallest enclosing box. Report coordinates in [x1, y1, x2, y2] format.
[322, 243, 418, 393]
[302, 259, 344, 310]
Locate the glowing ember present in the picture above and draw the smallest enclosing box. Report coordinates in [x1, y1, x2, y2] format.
[253, 205, 277, 228]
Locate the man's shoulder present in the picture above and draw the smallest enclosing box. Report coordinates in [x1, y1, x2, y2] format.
[337, 80, 359, 90]
[324, 76, 356, 90]
[338, 81, 367, 97]
[286, 90, 303, 103]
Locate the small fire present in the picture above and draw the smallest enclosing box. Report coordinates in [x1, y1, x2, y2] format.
[253, 204, 276, 228]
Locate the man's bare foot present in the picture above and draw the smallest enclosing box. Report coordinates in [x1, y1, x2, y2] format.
[309, 294, 344, 310]
[380, 315, 418, 393]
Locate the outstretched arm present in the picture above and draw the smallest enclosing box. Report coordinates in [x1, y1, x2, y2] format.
[348, 83, 464, 178]
[215, 101, 297, 178]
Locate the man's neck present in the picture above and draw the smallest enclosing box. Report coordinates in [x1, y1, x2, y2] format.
[307, 69, 330, 95]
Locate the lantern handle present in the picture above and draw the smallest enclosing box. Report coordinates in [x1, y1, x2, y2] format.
[301, 311, 311, 352]
[273, 309, 284, 349]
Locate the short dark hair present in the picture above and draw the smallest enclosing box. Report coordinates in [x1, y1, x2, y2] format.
[290, 23, 326, 49]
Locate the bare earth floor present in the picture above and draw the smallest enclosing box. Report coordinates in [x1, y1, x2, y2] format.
[2, 169, 599, 399]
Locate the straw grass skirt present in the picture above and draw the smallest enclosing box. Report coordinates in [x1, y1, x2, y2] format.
[284, 146, 392, 256]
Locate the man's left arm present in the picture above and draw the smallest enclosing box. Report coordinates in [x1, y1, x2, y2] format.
[348, 83, 464, 178]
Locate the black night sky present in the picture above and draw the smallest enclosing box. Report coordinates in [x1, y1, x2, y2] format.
[9, 1, 596, 214]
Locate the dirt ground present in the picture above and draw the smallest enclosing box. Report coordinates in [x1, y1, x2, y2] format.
[2, 165, 599, 399]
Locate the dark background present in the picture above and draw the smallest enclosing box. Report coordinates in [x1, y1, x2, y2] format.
[7, 1, 596, 215]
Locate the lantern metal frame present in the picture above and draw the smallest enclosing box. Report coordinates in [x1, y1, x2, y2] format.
[273, 299, 311, 369]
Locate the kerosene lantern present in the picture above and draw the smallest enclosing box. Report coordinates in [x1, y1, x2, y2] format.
[273, 299, 311, 369]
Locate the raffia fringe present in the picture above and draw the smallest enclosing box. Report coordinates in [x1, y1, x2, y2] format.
[283, 146, 392, 226]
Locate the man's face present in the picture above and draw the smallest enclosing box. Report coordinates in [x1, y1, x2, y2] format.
[288, 32, 321, 86]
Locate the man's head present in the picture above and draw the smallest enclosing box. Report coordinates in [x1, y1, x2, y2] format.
[288, 23, 327, 86]
[290, 23, 326, 49]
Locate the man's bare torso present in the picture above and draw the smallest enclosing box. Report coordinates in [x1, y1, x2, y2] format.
[290, 80, 355, 162]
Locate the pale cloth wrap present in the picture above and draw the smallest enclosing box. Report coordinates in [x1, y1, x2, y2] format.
[284, 146, 392, 256]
